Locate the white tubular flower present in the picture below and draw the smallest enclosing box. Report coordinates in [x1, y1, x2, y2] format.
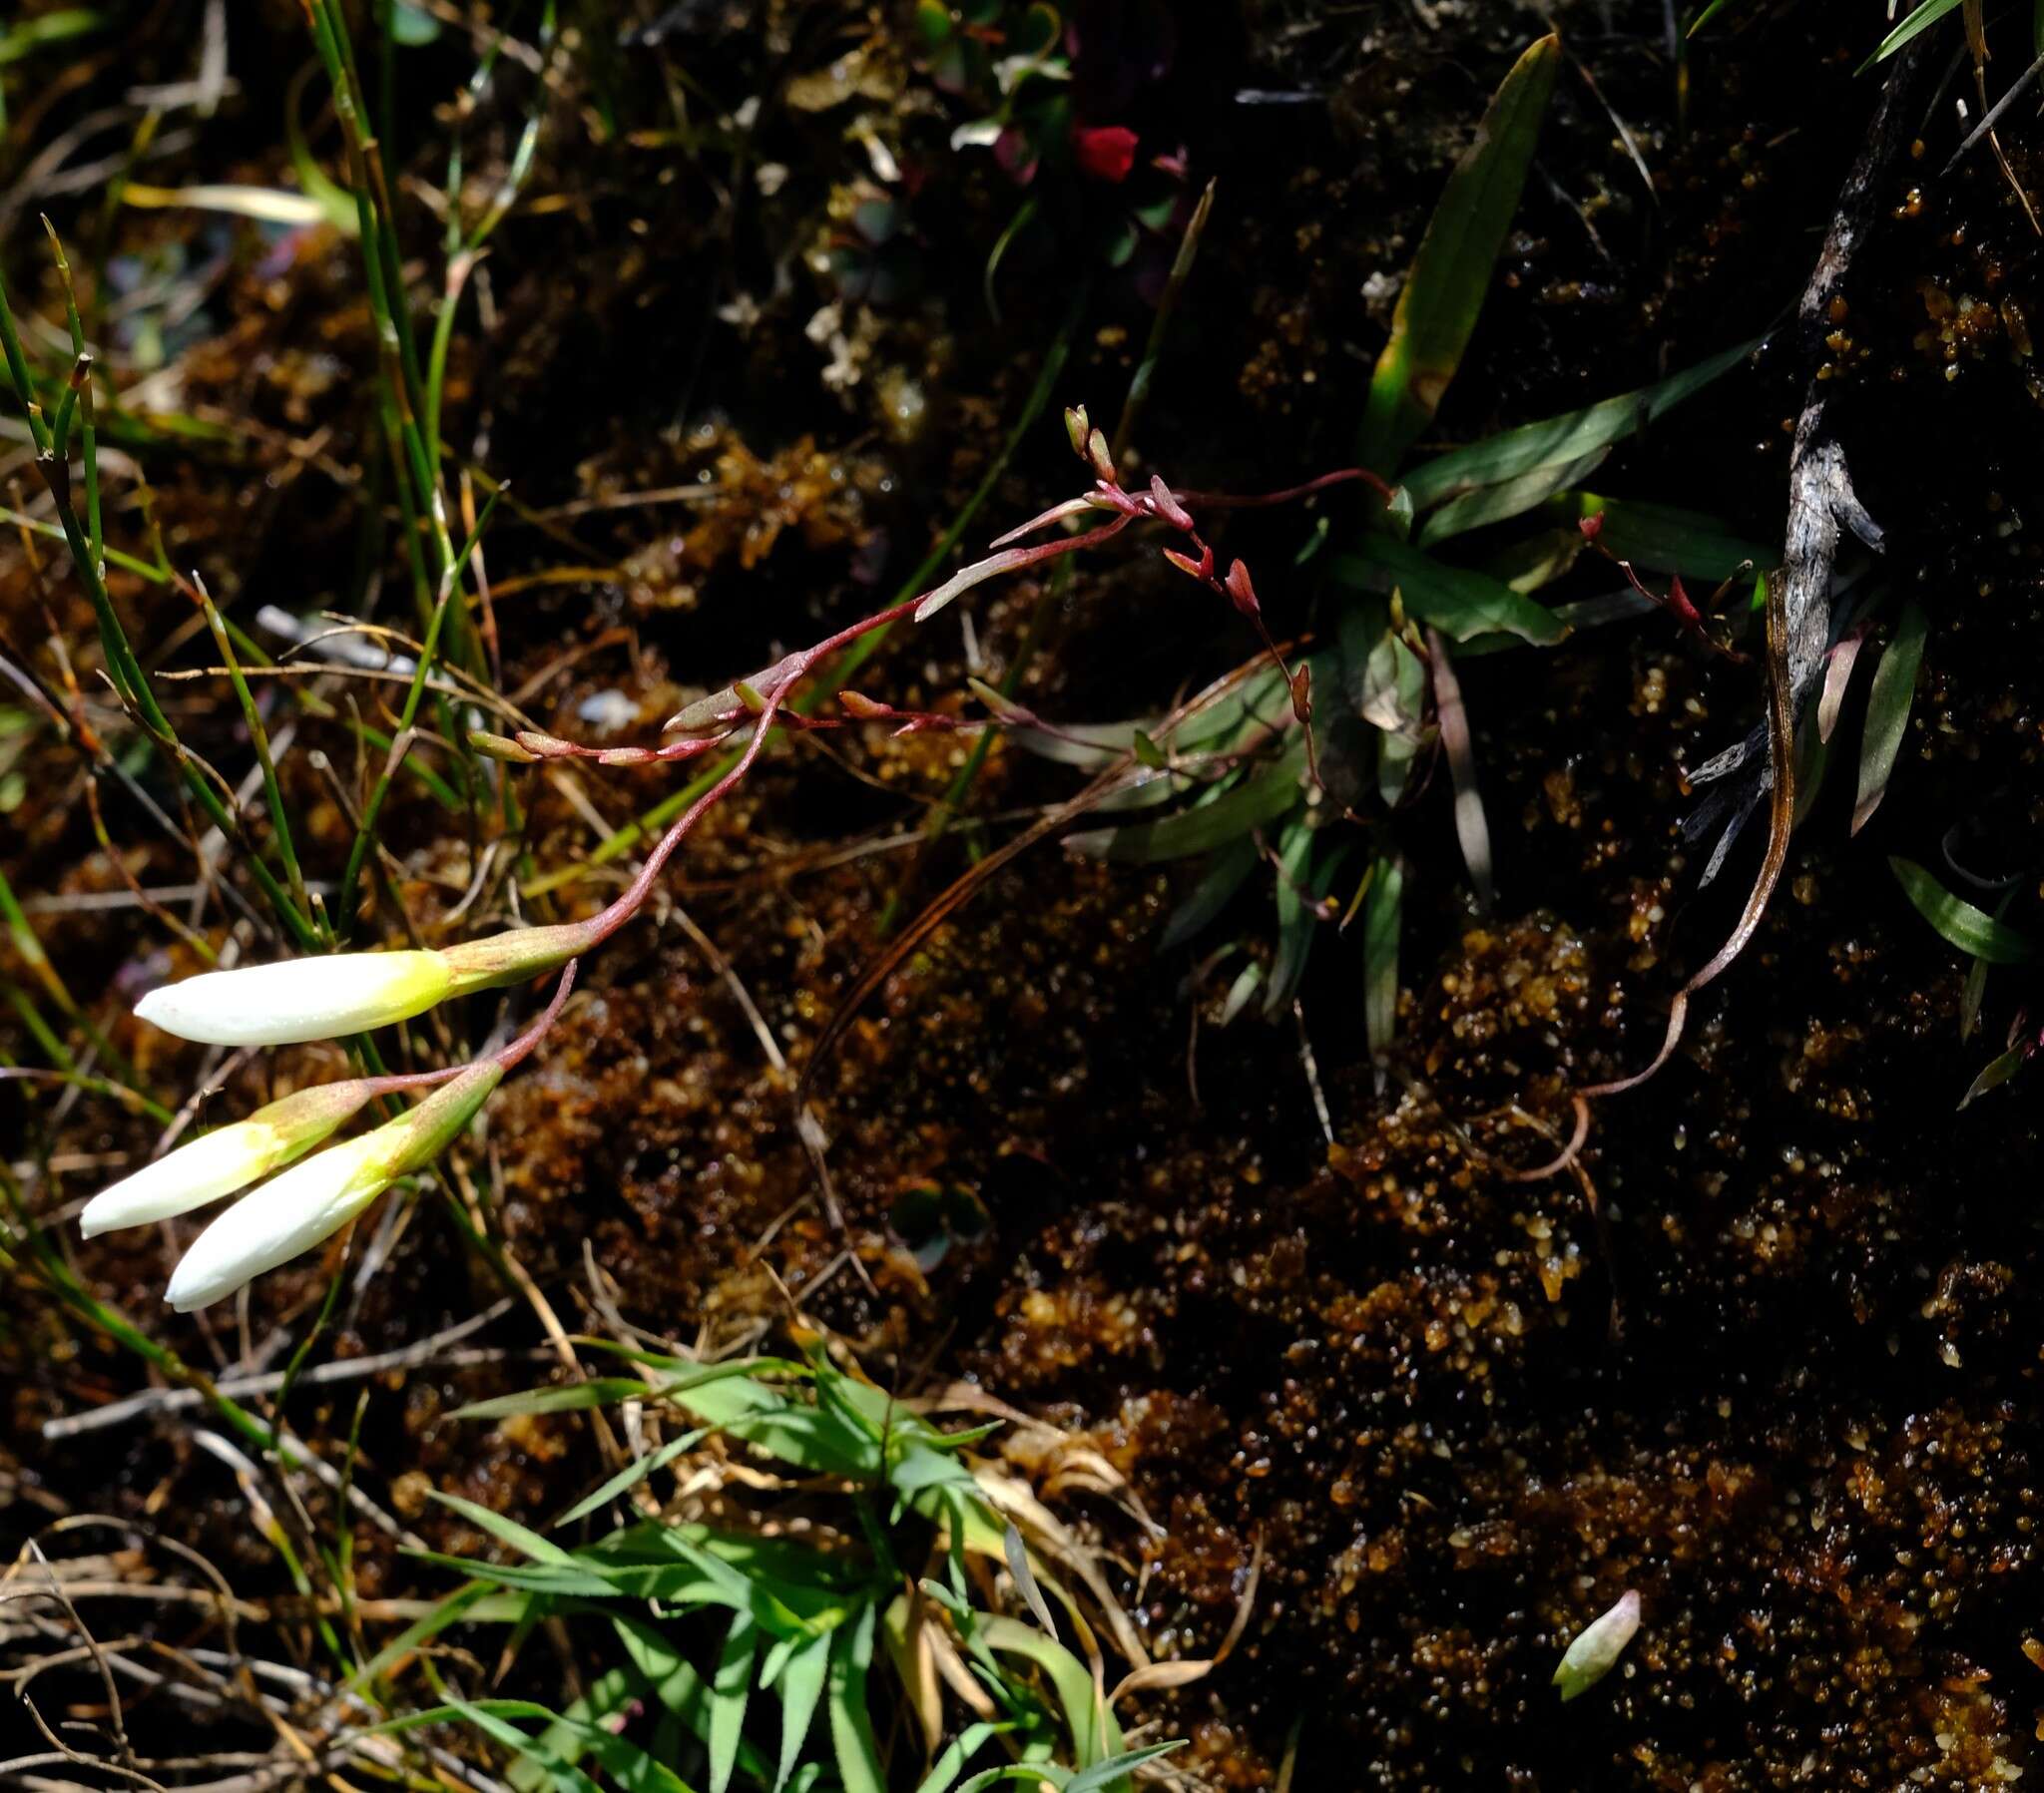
[79, 1081, 378, 1237]
[165, 1063, 502, 1313]
[135, 950, 455, 1047]
[135, 928, 591, 1049]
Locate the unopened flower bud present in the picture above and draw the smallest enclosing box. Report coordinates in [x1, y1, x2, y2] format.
[1224, 559, 1260, 618]
[164, 1063, 503, 1312]
[80, 1080, 380, 1236]
[1064, 405, 1090, 458]
[513, 730, 576, 758]
[136, 951, 456, 1047]
[1148, 477, 1193, 531]
[469, 730, 541, 763]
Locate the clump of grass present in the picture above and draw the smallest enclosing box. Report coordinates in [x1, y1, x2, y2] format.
[370, 1341, 1189, 1793]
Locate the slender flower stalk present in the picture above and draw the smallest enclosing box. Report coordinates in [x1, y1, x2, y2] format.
[97, 409, 1372, 1310]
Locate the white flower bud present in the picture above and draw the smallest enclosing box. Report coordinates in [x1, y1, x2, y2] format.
[164, 1064, 501, 1312]
[135, 951, 455, 1047]
[79, 1081, 377, 1236]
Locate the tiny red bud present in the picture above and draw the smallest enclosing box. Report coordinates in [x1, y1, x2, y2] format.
[513, 729, 575, 758]
[469, 729, 540, 763]
[1148, 476, 1194, 530]
[597, 746, 656, 766]
[1224, 559, 1260, 617]
[1578, 514, 1604, 541]
[1086, 427, 1115, 481]
[1162, 548, 1205, 581]
[839, 689, 891, 718]
[1287, 664, 1313, 724]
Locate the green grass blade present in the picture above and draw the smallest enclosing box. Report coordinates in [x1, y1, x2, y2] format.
[1867, 0, 1964, 65]
[427, 1491, 583, 1566]
[1064, 749, 1305, 863]
[1851, 600, 1927, 835]
[1363, 856, 1403, 1056]
[1890, 857, 2036, 963]
[913, 1721, 1013, 1793]
[1332, 537, 1565, 645]
[452, 1378, 656, 1420]
[1688, 0, 1749, 32]
[775, 1632, 830, 1793]
[710, 1613, 757, 1793]
[1400, 338, 1756, 511]
[826, 1604, 887, 1793]
[1415, 448, 1608, 546]
[1357, 34, 1559, 473]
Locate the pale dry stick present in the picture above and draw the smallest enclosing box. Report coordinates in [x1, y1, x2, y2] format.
[672, 905, 787, 1077]
[43, 1299, 521, 1439]
[1291, 1000, 1334, 1147]
[23, 1541, 136, 1774]
[1686, 40, 1929, 875]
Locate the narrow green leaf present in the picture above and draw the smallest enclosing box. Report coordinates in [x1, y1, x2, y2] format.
[826, 1606, 887, 1793]
[0, 9, 104, 67]
[1358, 34, 1560, 472]
[553, 1430, 708, 1528]
[1891, 857, 2037, 964]
[426, 1492, 582, 1567]
[710, 1614, 758, 1793]
[1961, 1044, 2030, 1108]
[1067, 1743, 1187, 1793]
[452, 1378, 653, 1420]
[1960, 888, 2014, 1041]
[1563, 494, 1773, 584]
[1851, 602, 1927, 835]
[1160, 836, 1259, 951]
[1401, 338, 1756, 511]
[913, 1721, 1013, 1793]
[439, 1695, 606, 1793]
[1868, 0, 1964, 64]
[1688, 0, 1749, 32]
[1332, 537, 1565, 645]
[1416, 450, 1607, 546]
[365, 1698, 557, 1735]
[1363, 857, 1403, 1056]
[775, 1632, 831, 1793]
[1065, 748, 1305, 863]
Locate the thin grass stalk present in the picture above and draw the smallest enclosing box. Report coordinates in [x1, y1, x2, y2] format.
[42, 220, 101, 564]
[4, 980, 76, 1073]
[336, 490, 502, 931]
[197, 585, 314, 926]
[0, 862, 139, 1083]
